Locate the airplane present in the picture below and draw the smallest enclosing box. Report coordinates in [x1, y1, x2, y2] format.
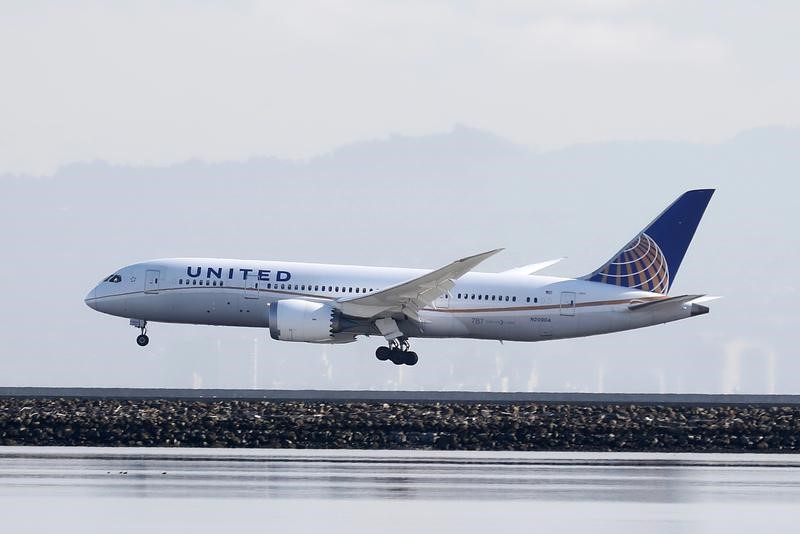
[85, 189, 715, 366]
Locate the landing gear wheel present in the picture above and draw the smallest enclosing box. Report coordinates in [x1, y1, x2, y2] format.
[132, 319, 149, 347]
[389, 350, 404, 365]
[381, 337, 419, 365]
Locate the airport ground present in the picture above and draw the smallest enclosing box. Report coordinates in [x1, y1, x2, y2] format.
[1, 389, 799, 452]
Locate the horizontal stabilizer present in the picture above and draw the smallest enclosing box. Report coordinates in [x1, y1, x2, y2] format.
[688, 295, 722, 305]
[628, 294, 704, 311]
[501, 257, 565, 276]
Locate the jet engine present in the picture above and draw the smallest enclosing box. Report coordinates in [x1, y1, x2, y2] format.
[268, 299, 340, 343]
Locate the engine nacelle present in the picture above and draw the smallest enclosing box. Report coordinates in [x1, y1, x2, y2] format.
[268, 299, 337, 343]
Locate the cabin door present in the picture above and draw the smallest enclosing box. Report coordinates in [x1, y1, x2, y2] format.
[244, 276, 260, 299]
[560, 291, 576, 316]
[144, 270, 160, 294]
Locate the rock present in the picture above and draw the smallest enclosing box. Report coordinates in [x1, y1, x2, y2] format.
[0, 397, 797, 452]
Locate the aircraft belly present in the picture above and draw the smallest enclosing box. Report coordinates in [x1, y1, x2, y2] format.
[127, 290, 269, 327]
[413, 312, 471, 338]
[571, 308, 631, 337]
[418, 311, 540, 341]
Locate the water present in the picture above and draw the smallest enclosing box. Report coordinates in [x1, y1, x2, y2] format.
[0, 447, 798, 533]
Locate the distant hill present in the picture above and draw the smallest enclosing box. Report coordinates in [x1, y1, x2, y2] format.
[1, 124, 798, 393]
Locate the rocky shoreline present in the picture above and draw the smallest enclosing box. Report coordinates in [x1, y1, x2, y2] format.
[1, 398, 798, 451]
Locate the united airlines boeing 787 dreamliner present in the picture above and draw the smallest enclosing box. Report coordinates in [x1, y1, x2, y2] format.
[86, 190, 715, 366]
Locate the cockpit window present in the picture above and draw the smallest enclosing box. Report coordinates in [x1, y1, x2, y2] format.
[104, 274, 122, 283]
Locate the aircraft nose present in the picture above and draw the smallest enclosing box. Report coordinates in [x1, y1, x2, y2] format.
[85, 288, 97, 310]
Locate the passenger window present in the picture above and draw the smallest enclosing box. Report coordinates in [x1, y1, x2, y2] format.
[281, 284, 286, 289]
[526, 297, 530, 302]
[192, 280, 197, 285]
[478, 295, 482, 300]
[491, 295, 495, 301]
[512, 296, 516, 302]
[349, 287, 353, 293]
[315, 285, 319, 291]
[362, 288, 366, 293]
[505, 296, 509, 301]
[471, 294, 475, 300]
[213, 281, 217, 286]
[179, 279, 183, 285]
[220, 281, 224, 287]
[534, 297, 537, 303]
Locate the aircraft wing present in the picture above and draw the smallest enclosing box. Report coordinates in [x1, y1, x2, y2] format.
[501, 257, 565, 276]
[337, 248, 503, 321]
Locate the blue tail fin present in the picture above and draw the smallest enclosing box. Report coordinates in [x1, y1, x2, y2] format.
[583, 189, 714, 294]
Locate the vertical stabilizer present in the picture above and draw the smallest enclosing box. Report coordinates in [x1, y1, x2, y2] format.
[583, 189, 714, 294]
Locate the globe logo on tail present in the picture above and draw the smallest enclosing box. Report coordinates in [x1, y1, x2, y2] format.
[592, 233, 670, 294]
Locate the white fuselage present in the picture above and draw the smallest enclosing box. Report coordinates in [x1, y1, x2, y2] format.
[85, 258, 701, 343]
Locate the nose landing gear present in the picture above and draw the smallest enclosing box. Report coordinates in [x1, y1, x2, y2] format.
[375, 338, 418, 366]
[131, 319, 149, 347]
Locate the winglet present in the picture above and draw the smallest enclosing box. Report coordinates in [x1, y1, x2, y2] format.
[455, 248, 504, 267]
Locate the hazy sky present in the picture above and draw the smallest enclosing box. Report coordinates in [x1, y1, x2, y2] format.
[1, 2, 799, 393]
[1, 1, 798, 174]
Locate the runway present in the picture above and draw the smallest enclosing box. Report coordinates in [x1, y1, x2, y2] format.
[2, 387, 800, 405]
[1, 448, 798, 533]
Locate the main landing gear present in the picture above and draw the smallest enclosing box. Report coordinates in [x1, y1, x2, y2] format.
[375, 338, 418, 366]
[131, 319, 149, 347]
